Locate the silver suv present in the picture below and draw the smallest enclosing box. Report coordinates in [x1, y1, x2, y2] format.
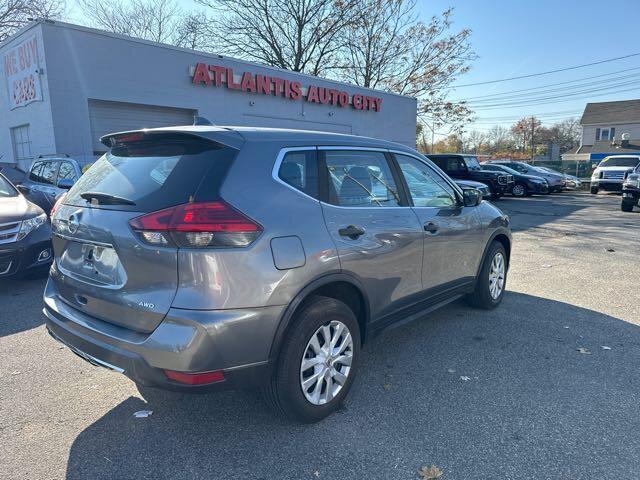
[44, 127, 511, 422]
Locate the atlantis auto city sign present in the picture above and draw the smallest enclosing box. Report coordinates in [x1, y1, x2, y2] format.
[190, 63, 383, 112]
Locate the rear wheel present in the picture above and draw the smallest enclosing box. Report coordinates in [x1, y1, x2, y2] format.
[621, 199, 635, 212]
[263, 296, 360, 423]
[467, 241, 507, 309]
[511, 183, 527, 197]
[590, 186, 599, 195]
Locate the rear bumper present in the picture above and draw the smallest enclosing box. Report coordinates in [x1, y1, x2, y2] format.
[43, 279, 283, 391]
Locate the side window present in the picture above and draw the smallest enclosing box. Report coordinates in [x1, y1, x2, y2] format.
[39, 162, 58, 185]
[322, 150, 401, 207]
[447, 157, 465, 173]
[57, 162, 78, 182]
[278, 150, 318, 198]
[395, 154, 458, 208]
[29, 161, 44, 182]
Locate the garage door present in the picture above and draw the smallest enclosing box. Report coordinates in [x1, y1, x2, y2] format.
[88, 100, 196, 154]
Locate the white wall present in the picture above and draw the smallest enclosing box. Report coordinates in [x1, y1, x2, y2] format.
[581, 123, 640, 145]
[0, 24, 57, 169]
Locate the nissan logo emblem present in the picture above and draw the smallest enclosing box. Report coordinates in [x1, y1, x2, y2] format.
[67, 213, 80, 235]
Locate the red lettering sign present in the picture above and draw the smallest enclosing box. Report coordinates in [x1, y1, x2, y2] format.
[189, 64, 382, 112]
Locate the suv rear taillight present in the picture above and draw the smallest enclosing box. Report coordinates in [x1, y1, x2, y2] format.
[129, 200, 262, 248]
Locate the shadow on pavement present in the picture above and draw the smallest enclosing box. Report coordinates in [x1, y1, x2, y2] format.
[64, 292, 640, 480]
[0, 275, 47, 337]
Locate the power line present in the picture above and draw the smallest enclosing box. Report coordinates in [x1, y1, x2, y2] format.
[453, 66, 640, 102]
[450, 52, 640, 88]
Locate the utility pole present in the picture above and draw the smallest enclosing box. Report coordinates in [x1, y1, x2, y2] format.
[530, 116, 535, 162]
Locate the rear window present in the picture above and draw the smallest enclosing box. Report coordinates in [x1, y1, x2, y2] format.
[599, 157, 640, 167]
[64, 134, 237, 211]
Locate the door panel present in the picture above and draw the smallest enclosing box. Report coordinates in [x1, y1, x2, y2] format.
[319, 149, 423, 320]
[394, 153, 483, 288]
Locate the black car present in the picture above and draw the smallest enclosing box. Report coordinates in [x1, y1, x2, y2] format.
[484, 160, 566, 192]
[621, 165, 640, 212]
[0, 173, 53, 278]
[480, 163, 549, 197]
[428, 154, 514, 200]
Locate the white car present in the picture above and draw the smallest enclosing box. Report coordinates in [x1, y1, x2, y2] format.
[590, 155, 640, 194]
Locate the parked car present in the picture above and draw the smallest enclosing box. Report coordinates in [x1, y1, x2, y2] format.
[590, 155, 640, 194]
[480, 163, 548, 197]
[454, 179, 491, 199]
[427, 154, 514, 200]
[484, 160, 566, 193]
[0, 173, 52, 278]
[18, 155, 82, 213]
[535, 166, 582, 190]
[621, 164, 640, 212]
[44, 127, 511, 423]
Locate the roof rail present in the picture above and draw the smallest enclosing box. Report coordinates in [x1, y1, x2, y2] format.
[193, 116, 213, 126]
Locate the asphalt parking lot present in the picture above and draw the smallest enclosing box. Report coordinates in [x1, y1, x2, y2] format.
[1, 192, 639, 480]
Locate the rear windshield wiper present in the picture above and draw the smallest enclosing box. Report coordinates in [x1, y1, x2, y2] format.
[80, 192, 136, 205]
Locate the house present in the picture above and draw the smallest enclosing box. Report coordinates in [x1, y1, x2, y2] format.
[574, 99, 640, 160]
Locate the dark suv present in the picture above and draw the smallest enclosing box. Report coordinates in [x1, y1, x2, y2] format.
[44, 127, 511, 423]
[427, 154, 513, 199]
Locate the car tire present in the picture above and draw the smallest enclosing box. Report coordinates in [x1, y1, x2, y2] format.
[590, 186, 599, 195]
[621, 200, 634, 212]
[511, 183, 527, 197]
[467, 241, 507, 310]
[263, 296, 361, 423]
[490, 192, 503, 200]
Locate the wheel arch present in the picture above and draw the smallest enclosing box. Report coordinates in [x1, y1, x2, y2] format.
[268, 273, 371, 363]
[476, 229, 512, 279]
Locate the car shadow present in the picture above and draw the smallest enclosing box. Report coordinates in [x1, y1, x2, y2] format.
[0, 275, 47, 337]
[64, 292, 640, 479]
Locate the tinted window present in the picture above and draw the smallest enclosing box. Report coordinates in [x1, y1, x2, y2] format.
[599, 157, 640, 167]
[29, 161, 44, 182]
[434, 156, 465, 173]
[464, 156, 482, 171]
[40, 162, 58, 185]
[0, 175, 18, 198]
[278, 150, 318, 198]
[508, 163, 528, 173]
[57, 162, 77, 182]
[396, 154, 457, 208]
[323, 150, 400, 207]
[64, 134, 237, 212]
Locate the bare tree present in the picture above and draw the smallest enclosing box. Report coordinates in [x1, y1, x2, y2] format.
[194, 0, 358, 76]
[0, 0, 65, 42]
[174, 12, 210, 50]
[339, 1, 475, 131]
[76, 0, 182, 44]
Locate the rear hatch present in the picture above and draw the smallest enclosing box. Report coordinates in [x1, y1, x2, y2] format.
[50, 132, 237, 333]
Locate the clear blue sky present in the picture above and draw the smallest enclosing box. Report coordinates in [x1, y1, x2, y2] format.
[415, 0, 640, 135]
[67, 0, 640, 135]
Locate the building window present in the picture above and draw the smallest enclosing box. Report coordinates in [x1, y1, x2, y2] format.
[11, 125, 33, 163]
[596, 127, 615, 141]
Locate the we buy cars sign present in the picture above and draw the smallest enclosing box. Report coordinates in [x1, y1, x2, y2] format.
[3, 36, 43, 110]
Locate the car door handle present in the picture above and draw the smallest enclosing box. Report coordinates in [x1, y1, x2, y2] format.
[424, 222, 439, 234]
[338, 225, 365, 239]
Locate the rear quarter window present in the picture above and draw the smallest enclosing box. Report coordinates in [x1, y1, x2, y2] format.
[277, 150, 318, 198]
[64, 134, 237, 212]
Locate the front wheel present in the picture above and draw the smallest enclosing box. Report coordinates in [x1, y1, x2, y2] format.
[263, 296, 360, 423]
[621, 199, 635, 212]
[590, 186, 599, 195]
[511, 183, 527, 197]
[467, 241, 507, 309]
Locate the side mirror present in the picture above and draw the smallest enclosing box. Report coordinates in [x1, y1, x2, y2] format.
[57, 178, 74, 190]
[462, 188, 482, 207]
[16, 184, 30, 194]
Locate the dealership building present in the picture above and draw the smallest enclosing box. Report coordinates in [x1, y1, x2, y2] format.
[0, 20, 417, 170]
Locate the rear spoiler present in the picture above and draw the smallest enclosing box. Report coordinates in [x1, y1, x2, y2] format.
[100, 127, 245, 150]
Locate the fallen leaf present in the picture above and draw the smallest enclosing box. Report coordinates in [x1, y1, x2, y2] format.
[563, 326, 569, 329]
[418, 465, 443, 479]
[542, 264, 552, 268]
[10, 371, 21, 376]
[577, 347, 591, 355]
[133, 410, 153, 418]
[447, 368, 456, 374]
[460, 376, 471, 381]
[313, 471, 320, 478]
[601, 346, 611, 350]
[383, 383, 393, 391]
[605, 248, 615, 252]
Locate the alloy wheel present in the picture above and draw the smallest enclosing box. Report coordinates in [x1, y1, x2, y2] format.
[512, 184, 525, 197]
[488, 252, 505, 299]
[300, 321, 354, 405]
